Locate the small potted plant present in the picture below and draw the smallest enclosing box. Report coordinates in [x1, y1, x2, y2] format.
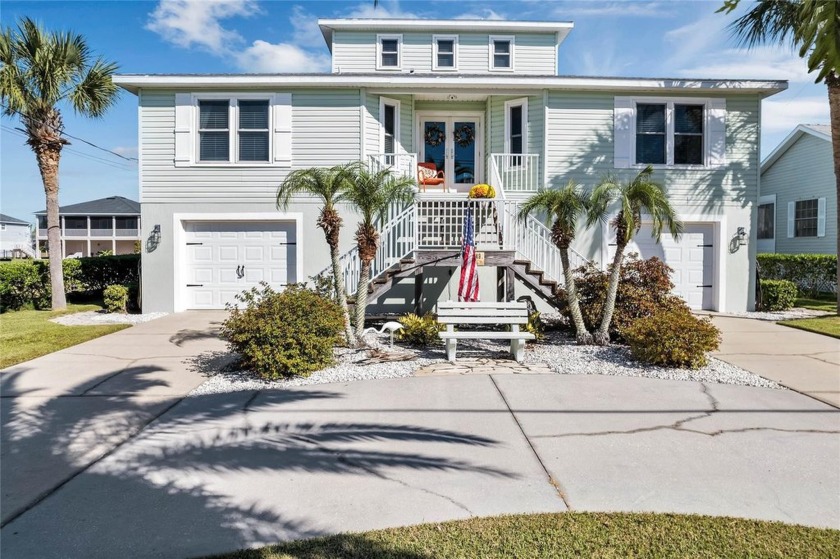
[468, 183, 496, 199]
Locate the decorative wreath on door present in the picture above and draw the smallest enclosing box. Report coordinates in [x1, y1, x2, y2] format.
[424, 124, 446, 147]
[453, 124, 475, 147]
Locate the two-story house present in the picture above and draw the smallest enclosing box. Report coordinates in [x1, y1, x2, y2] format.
[35, 196, 141, 258]
[0, 214, 33, 258]
[114, 18, 786, 314]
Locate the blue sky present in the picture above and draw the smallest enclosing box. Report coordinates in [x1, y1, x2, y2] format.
[0, 0, 830, 225]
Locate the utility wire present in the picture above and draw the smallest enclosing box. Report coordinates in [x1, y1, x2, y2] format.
[0, 102, 138, 162]
[2, 124, 135, 172]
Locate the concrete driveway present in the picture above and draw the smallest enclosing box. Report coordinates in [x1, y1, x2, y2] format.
[1, 312, 839, 558]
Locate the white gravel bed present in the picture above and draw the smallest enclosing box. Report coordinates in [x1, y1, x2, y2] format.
[51, 310, 168, 326]
[725, 307, 830, 321]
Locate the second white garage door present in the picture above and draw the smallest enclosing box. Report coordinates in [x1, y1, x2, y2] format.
[184, 221, 297, 309]
[610, 223, 715, 310]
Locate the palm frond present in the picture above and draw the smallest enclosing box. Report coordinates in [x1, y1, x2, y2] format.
[69, 58, 118, 117]
[728, 0, 802, 49]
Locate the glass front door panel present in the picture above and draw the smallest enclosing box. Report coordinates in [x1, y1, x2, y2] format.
[452, 121, 476, 185]
[423, 121, 446, 174]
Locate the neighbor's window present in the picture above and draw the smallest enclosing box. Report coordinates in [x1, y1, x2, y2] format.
[379, 35, 401, 68]
[37, 216, 47, 229]
[198, 100, 230, 162]
[757, 203, 774, 239]
[635, 101, 706, 166]
[89, 217, 111, 231]
[64, 217, 86, 230]
[238, 100, 269, 162]
[435, 36, 456, 69]
[1, 224, 5, 231]
[491, 37, 513, 69]
[116, 217, 139, 230]
[795, 199, 818, 237]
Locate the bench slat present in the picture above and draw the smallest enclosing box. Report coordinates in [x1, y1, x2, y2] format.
[438, 309, 528, 317]
[438, 317, 528, 324]
[439, 332, 535, 340]
[438, 302, 528, 309]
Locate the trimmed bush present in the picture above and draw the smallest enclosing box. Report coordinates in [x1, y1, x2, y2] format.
[221, 283, 344, 380]
[572, 255, 690, 341]
[103, 284, 129, 313]
[397, 313, 444, 346]
[760, 279, 798, 311]
[0, 261, 43, 312]
[758, 254, 836, 296]
[623, 308, 721, 369]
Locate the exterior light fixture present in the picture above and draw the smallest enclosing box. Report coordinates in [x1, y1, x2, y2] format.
[146, 224, 162, 253]
[737, 226, 747, 246]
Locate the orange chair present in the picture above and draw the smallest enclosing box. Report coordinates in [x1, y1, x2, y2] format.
[417, 162, 445, 192]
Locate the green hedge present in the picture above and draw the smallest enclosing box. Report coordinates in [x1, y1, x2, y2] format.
[757, 254, 836, 296]
[760, 279, 798, 312]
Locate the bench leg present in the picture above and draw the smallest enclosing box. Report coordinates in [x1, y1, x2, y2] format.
[510, 339, 525, 363]
[446, 338, 458, 363]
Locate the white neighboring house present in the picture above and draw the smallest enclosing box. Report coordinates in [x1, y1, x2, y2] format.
[759, 124, 835, 254]
[0, 214, 34, 258]
[35, 196, 141, 258]
[114, 17, 787, 314]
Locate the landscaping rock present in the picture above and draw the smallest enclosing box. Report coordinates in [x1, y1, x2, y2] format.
[50, 311, 167, 326]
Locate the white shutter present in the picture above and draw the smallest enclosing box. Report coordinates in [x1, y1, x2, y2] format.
[273, 93, 292, 166]
[174, 93, 193, 167]
[707, 98, 726, 167]
[613, 97, 633, 168]
[787, 201, 795, 238]
[817, 197, 827, 237]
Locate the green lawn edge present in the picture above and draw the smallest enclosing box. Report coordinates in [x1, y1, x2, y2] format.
[204, 512, 840, 559]
[0, 304, 130, 368]
[795, 295, 838, 313]
[778, 316, 840, 340]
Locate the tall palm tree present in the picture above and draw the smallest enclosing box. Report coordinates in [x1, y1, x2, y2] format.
[719, 0, 840, 314]
[0, 17, 118, 310]
[518, 181, 593, 344]
[343, 165, 416, 339]
[277, 163, 357, 345]
[588, 166, 683, 345]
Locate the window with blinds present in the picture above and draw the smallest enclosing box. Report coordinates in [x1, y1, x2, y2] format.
[238, 100, 269, 162]
[674, 104, 704, 165]
[635, 104, 666, 164]
[197, 98, 270, 163]
[198, 100, 230, 162]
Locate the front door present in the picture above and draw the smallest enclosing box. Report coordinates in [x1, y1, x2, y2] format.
[419, 115, 483, 192]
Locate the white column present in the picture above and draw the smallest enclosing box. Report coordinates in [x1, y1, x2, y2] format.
[112, 216, 117, 254]
[60, 216, 65, 258]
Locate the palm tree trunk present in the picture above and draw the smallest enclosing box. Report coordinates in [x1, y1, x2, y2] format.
[36, 146, 66, 310]
[559, 248, 592, 344]
[827, 74, 840, 316]
[330, 243, 356, 345]
[595, 240, 626, 345]
[354, 259, 371, 342]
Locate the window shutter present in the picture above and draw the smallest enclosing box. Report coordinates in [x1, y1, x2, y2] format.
[273, 93, 292, 166]
[707, 98, 726, 167]
[787, 201, 795, 238]
[174, 93, 193, 167]
[613, 97, 633, 168]
[817, 197, 826, 237]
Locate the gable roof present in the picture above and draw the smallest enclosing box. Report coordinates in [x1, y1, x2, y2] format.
[0, 213, 29, 225]
[761, 124, 832, 173]
[35, 196, 140, 216]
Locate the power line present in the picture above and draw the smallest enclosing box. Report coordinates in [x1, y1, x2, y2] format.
[0, 102, 139, 162]
[2, 124, 135, 172]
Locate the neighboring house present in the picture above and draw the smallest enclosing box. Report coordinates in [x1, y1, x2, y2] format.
[0, 214, 34, 258]
[35, 196, 141, 258]
[759, 124, 835, 254]
[114, 17, 786, 314]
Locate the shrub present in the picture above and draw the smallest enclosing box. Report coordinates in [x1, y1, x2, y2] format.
[573, 255, 690, 341]
[623, 308, 721, 369]
[760, 279, 798, 311]
[0, 261, 42, 312]
[758, 254, 836, 296]
[397, 313, 444, 346]
[103, 284, 129, 313]
[221, 283, 344, 380]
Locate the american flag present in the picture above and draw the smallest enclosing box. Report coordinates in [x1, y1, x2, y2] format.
[458, 204, 480, 302]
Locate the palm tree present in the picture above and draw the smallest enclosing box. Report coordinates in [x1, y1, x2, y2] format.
[343, 165, 416, 339]
[277, 163, 357, 346]
[588, 166, 683, 345]
[0, 17, 118, 310]
[518, 181, 593, 344]
[719, 0, 840, 314]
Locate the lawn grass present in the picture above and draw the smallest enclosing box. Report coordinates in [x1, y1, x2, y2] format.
[779, 316, 840, 340]
[0, 304, 129, 368]
[206, 512, 840, 559]
[795, 293, 838, 313]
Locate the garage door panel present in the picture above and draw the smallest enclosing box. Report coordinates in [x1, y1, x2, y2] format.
[244, 246, 264, 261]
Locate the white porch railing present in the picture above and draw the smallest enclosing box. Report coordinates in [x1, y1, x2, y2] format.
[367, 153, 418, 179]
[416, 197, 504, 249]
[490, 153, 540, 193]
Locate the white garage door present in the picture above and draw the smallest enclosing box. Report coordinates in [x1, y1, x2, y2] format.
[184, 221, 297, 309]
[610, 223, 715, 310]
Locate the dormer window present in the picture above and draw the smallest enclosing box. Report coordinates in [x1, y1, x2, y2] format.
[377, 34, 402, 70]
[433, 35, 458, 70]
[490, 36, 514, 71]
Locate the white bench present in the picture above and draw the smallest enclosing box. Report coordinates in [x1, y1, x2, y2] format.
[437, 302, 535, 363]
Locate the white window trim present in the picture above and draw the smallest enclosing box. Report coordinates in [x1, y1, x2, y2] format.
[432, 34, 458, 71]
[376, 34, 402, 71]
[504, 97, 528, 155]
[757, 194, 776, 241]
[192, 93, 274, 166]
[489, 35, 515, 72]
[379, 97, 401, 155]
[630, 96, 713, 169]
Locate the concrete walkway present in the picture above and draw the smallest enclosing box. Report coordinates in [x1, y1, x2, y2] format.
[1, 312, 838, 558]
[711, 315, 840, 408]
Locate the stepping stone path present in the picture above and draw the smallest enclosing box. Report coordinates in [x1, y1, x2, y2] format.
[415, 358, 553, 376]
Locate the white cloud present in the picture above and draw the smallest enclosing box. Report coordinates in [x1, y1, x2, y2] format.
[673, 46, 814, 82]
[290, 5, 326, 48]
[235, 40, 330, 73]
[146, 0, 259, 54]
[762, 97, 830, 133]
[554, 1, 674, 18]
[453, 9, 506, 20]
[112, 146, 139, 159]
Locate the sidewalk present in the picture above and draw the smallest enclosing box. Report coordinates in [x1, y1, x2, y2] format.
[710, 315, 840, 408]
